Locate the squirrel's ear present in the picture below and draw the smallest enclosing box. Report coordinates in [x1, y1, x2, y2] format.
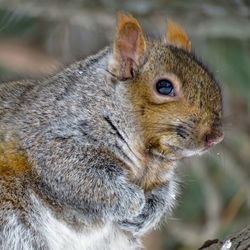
[109, 14, 146, 80]
[165, 19, 191, 52]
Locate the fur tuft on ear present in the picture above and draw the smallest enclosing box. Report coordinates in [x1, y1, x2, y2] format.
[109, 14, 146, 80]
[166, 19, 191, 52]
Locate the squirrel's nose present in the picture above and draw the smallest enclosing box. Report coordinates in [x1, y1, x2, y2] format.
[205, 132, 224, 147]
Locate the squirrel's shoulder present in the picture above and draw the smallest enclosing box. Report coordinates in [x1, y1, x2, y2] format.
[63, 46, 111, 77]
[0, 46, 111, 105]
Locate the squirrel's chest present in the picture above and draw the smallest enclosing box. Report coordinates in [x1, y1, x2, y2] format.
[43, 220, 111, 250]
[39, 206, 137, 250]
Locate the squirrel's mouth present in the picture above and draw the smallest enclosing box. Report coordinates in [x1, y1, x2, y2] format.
[152, 143, 210, 161]
[150, 131, 223, 161]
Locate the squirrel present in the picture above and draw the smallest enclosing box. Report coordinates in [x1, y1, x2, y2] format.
[0, 14, 224, 250]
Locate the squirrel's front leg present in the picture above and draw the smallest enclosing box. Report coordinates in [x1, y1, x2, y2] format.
[92, 164, 146, 221]
[47, 163, 145, 222]
[28, 137, 145, 222]
[117, 183, 176, 235]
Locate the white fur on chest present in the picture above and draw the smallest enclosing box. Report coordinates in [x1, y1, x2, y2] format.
[41, 213, 111, 250]
[33, 195, 137, 250]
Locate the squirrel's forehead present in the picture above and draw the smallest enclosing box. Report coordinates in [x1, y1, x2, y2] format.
[148, 43, 217, 85]
[148, 43, 197, 69]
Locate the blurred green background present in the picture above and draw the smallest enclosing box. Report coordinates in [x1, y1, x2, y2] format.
[0, 0, 249, 249]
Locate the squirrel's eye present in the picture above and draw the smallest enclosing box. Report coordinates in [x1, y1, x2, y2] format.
[155, 79, 175, 96]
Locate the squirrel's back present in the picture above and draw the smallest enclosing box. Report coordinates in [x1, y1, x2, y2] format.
[0, 80, 36, 117]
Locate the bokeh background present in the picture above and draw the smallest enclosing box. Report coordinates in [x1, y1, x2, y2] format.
[0, 0, 249, 249]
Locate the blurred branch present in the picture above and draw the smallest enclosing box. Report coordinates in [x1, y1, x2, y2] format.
[212, 145, 250, 207]
[193, 161, 222, 235]
[221, 188, 246, 228]
[1, 1, 250, 38]
[198, 226, 250, 250]
[167, 161, 222, 247]
[0, 1, 115, 30]
[168, 146, 249, 247]
[144, 230, 162, 250]
[0, 39, 61, 76]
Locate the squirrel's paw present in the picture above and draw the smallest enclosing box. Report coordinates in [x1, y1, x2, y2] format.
[117, 185, 170, 235]
[117, 196, 161, 235]
[112, 176, 145, 220]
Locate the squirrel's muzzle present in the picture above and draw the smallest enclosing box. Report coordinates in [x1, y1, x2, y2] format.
[204, 132, 224, 148]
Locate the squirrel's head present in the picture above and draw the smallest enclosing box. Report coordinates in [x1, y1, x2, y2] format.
[108, 14, 223, 161]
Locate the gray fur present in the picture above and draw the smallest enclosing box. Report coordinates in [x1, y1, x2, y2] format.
[0, 47, 177, 249]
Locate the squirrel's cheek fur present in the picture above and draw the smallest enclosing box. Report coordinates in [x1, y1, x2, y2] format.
[122, 46, 223, 162]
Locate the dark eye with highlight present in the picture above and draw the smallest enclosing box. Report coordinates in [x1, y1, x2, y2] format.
[155, 79, 175, 96]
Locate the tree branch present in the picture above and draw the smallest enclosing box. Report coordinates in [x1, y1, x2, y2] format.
[199, 226, 250, 250]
